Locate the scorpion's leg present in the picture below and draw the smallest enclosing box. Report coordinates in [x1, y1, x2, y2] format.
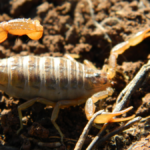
[83, 59, 97, 69]
[105, 28, 150, 79]
[51, 98, 87, 142]
[64, 54, 97, 69]
[18, 97, 87, 142]
[0, 24, 8, 43]
[63, 54, 80, 62]
[85, 88, 135, 123]
[17, 98, 56, 134]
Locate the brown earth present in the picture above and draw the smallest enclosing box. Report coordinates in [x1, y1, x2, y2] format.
[0, 0, 150, 149]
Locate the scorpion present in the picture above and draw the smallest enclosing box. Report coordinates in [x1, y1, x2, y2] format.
[1, 18, 149, 141]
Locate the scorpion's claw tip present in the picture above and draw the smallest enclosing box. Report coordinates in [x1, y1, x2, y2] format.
[93, 106, 134, 124]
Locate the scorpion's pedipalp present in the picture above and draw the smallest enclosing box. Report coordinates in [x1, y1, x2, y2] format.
[111, 41, 129, 55]
[85, 87, 114, 121]
[85, 98, 96, 121]
[108, 114, 135, 123]
[93, 106, 134, 124]
[106, 41, 130, 79]
[111, 28, 150, 56]
[128, 28, 150, 46]
[106, 28, 150, 79]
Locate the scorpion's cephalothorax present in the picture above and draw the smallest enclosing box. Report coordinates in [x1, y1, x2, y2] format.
[84, 68, 111, 92]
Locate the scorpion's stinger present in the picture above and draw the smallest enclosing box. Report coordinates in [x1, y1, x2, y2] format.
[93, 106, 134, 124]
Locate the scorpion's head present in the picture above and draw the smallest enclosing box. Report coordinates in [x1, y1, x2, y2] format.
[84, 68, 112, 93]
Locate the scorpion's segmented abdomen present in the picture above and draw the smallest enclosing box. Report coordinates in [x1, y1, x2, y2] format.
[0, 56, 96, 101]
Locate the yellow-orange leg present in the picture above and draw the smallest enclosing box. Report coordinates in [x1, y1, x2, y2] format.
[64, 54, 97, 70]
[105, 28, 150, 79]
[17, 98, 56, 134]
[17, 97, 87, 142]
[83, 59, 97, 69]
[63, 54, 80, 61]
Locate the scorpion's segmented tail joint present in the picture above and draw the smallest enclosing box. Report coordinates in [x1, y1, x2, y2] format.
[0, 25, 8, 43]
[0, 18, 43, 43]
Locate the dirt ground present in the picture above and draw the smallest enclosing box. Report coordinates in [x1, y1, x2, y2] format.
[0, 0, 150, 149]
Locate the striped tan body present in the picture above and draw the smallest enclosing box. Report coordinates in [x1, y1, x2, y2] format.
[0, 56, 110, 102]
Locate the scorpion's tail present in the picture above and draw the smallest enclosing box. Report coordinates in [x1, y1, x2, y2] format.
[0, 27, 7, 43]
